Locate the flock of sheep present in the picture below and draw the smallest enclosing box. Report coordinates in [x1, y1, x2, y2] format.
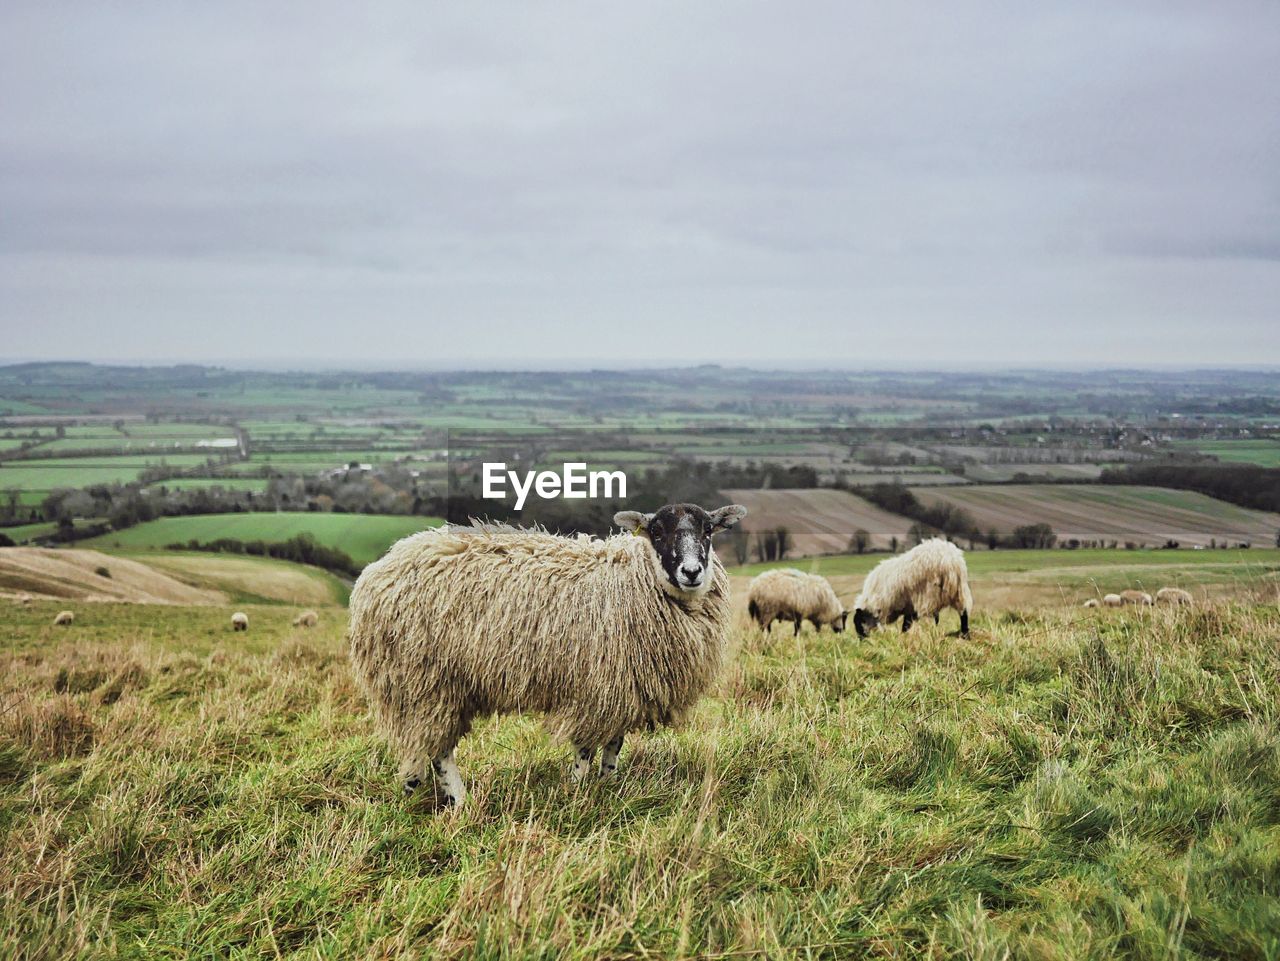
[344, 505, 986, 807]
[1082, 587, 1193, 608]
[33, 501, 1200, 809]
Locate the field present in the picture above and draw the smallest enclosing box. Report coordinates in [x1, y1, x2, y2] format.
[911, 484, 1280, 548]
[5, 584, 1280, 957]
[1178, 440, 1280, 468]
[733, 548, 1280, 614]
[720, 488, 913, 555]
[79, 513, 445, 567]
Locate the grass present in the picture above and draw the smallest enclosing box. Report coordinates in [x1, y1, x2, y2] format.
[79, 512, 444, 567]
[732, 546, 1280, 577]
[4, 598, 1280, 958]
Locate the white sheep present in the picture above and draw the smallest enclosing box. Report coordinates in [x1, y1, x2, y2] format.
[747, 568, 846, 635]
[1156, 587, 1193, 606]
[231, 611, 249, 632]
[54, 610, 74, 626]
[1120, 589, 1153, 606]
[1102, 593, 1123, 607]
[1082, 598, 1100, 609]
[852, 538, 972, 638]
[347, 502, 747, 806]
[292, 610, 318, 628]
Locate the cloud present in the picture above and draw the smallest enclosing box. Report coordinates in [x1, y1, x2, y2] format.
[1, 1, 1277, 366]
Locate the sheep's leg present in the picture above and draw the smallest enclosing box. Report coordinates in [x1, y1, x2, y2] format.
[959, 610, 970, 638]
[901, 611, 915, 633]
[793, 619, 801, 637]
[571, 744, 596, 782]
[933, 612, 940, 624]
[600, 735, 624, 777]
[431, 748, 466, 807]
[401, 758, 426, 796]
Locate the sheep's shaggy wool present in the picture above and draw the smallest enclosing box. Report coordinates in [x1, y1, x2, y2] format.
[348, 523, 733, 775]
[1156, 587, 1193, 606]
[748, 568, 844, 632]
[231, 611, 249, 631]
[1120, 589, 1153, 606]
[1102, 594, 1124, 607]
[854, 538, 972, 635]
[54, 610, 74, 626]
[292, 610, 318, 627]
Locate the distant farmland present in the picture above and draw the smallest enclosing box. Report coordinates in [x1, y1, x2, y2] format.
[911, 484, 1280, 547]
[719, 488, 913, 555]
[80, 512, 444, 567]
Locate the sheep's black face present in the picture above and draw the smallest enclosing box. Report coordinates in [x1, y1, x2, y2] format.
[833, 612, 849, 633]
[852, 608, 877, 638]
[614, 503, 747, 595]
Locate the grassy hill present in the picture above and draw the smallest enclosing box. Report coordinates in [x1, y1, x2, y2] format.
[4, 594, 1280, 956]
[80, 512, 444, 567]
[731, 547, 1280, 612]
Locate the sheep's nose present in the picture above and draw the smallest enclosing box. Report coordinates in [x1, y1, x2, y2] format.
[680, 565, 703, 581]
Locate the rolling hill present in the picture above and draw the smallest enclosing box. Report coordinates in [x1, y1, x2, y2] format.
[910, 484, 1280, 547]
[719, 488, 914, 555]
[79, 512, 444, 567]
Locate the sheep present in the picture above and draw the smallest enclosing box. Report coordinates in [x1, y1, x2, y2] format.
[1120, 589, 1153, 606]
[747, 568, 846, 636]
[292, 610, 319, 628]
[1082, 598, 1100, 609]
[54, 610, 74, 626]
[231, 612, 249, 632]
[852, 538, 972, 638]
[1156, 587, 1193, 606]
[347, 502, 747, 806]
[1102, 593, 1124, 607]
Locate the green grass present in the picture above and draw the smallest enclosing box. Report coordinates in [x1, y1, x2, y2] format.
[1177, 440, 1280, 468]
[79, 512, 444, 567]
[732, 546, 1280, 577]
[146, 477, 270, 492]
[4, 600, 1280, 958]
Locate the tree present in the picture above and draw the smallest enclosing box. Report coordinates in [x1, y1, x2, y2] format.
[849, 528, 871, 555]
[728, 525, 750, 565]
[889, 535, 899, 553]
[774, 527, 792, 560]
[1010, 523, 1057, 549]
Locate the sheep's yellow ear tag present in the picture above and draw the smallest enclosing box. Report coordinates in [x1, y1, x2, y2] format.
[633, 524, 644, 536]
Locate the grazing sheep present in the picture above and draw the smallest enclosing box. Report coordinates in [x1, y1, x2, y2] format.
[747, 568, 847, 636]
[1082, 598, 1100, 609]
[54, 610, 74, 626]
[1120, 589, 1153, 606]
[1102, 594, 1124, 607]
[292, 610, 319, 628]
[852, 538, 972, 638]
[1156, 587, 1193, 606]
[348, 502, 747, 806]
[14, 593, 32, 605]
[231, 611, 249, 632]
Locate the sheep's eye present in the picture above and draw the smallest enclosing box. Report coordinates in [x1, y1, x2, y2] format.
[703, 524, 713, 536]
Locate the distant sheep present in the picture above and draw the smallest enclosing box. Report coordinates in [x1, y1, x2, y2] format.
[1082, 598, 1100, 609]
[853, 538, 972, 638]
[348, 502, 747, 806]
[1156, 587, 1193, 606]
[14, 593, 32, 605]
[1102, 594, 1123, 607]
[54, 610, 74, 626]
[747, 568, 846, 636]
[1120, 589, 1153, 606]
[231, 612, 249, 632]
[292, 610, 319, 628]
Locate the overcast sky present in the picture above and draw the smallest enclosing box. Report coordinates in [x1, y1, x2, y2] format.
[1, 2, 1277, 369]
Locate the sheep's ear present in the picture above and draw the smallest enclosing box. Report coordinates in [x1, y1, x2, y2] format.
[614, 510, 653, 533]
[709, 504, 747, 531]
